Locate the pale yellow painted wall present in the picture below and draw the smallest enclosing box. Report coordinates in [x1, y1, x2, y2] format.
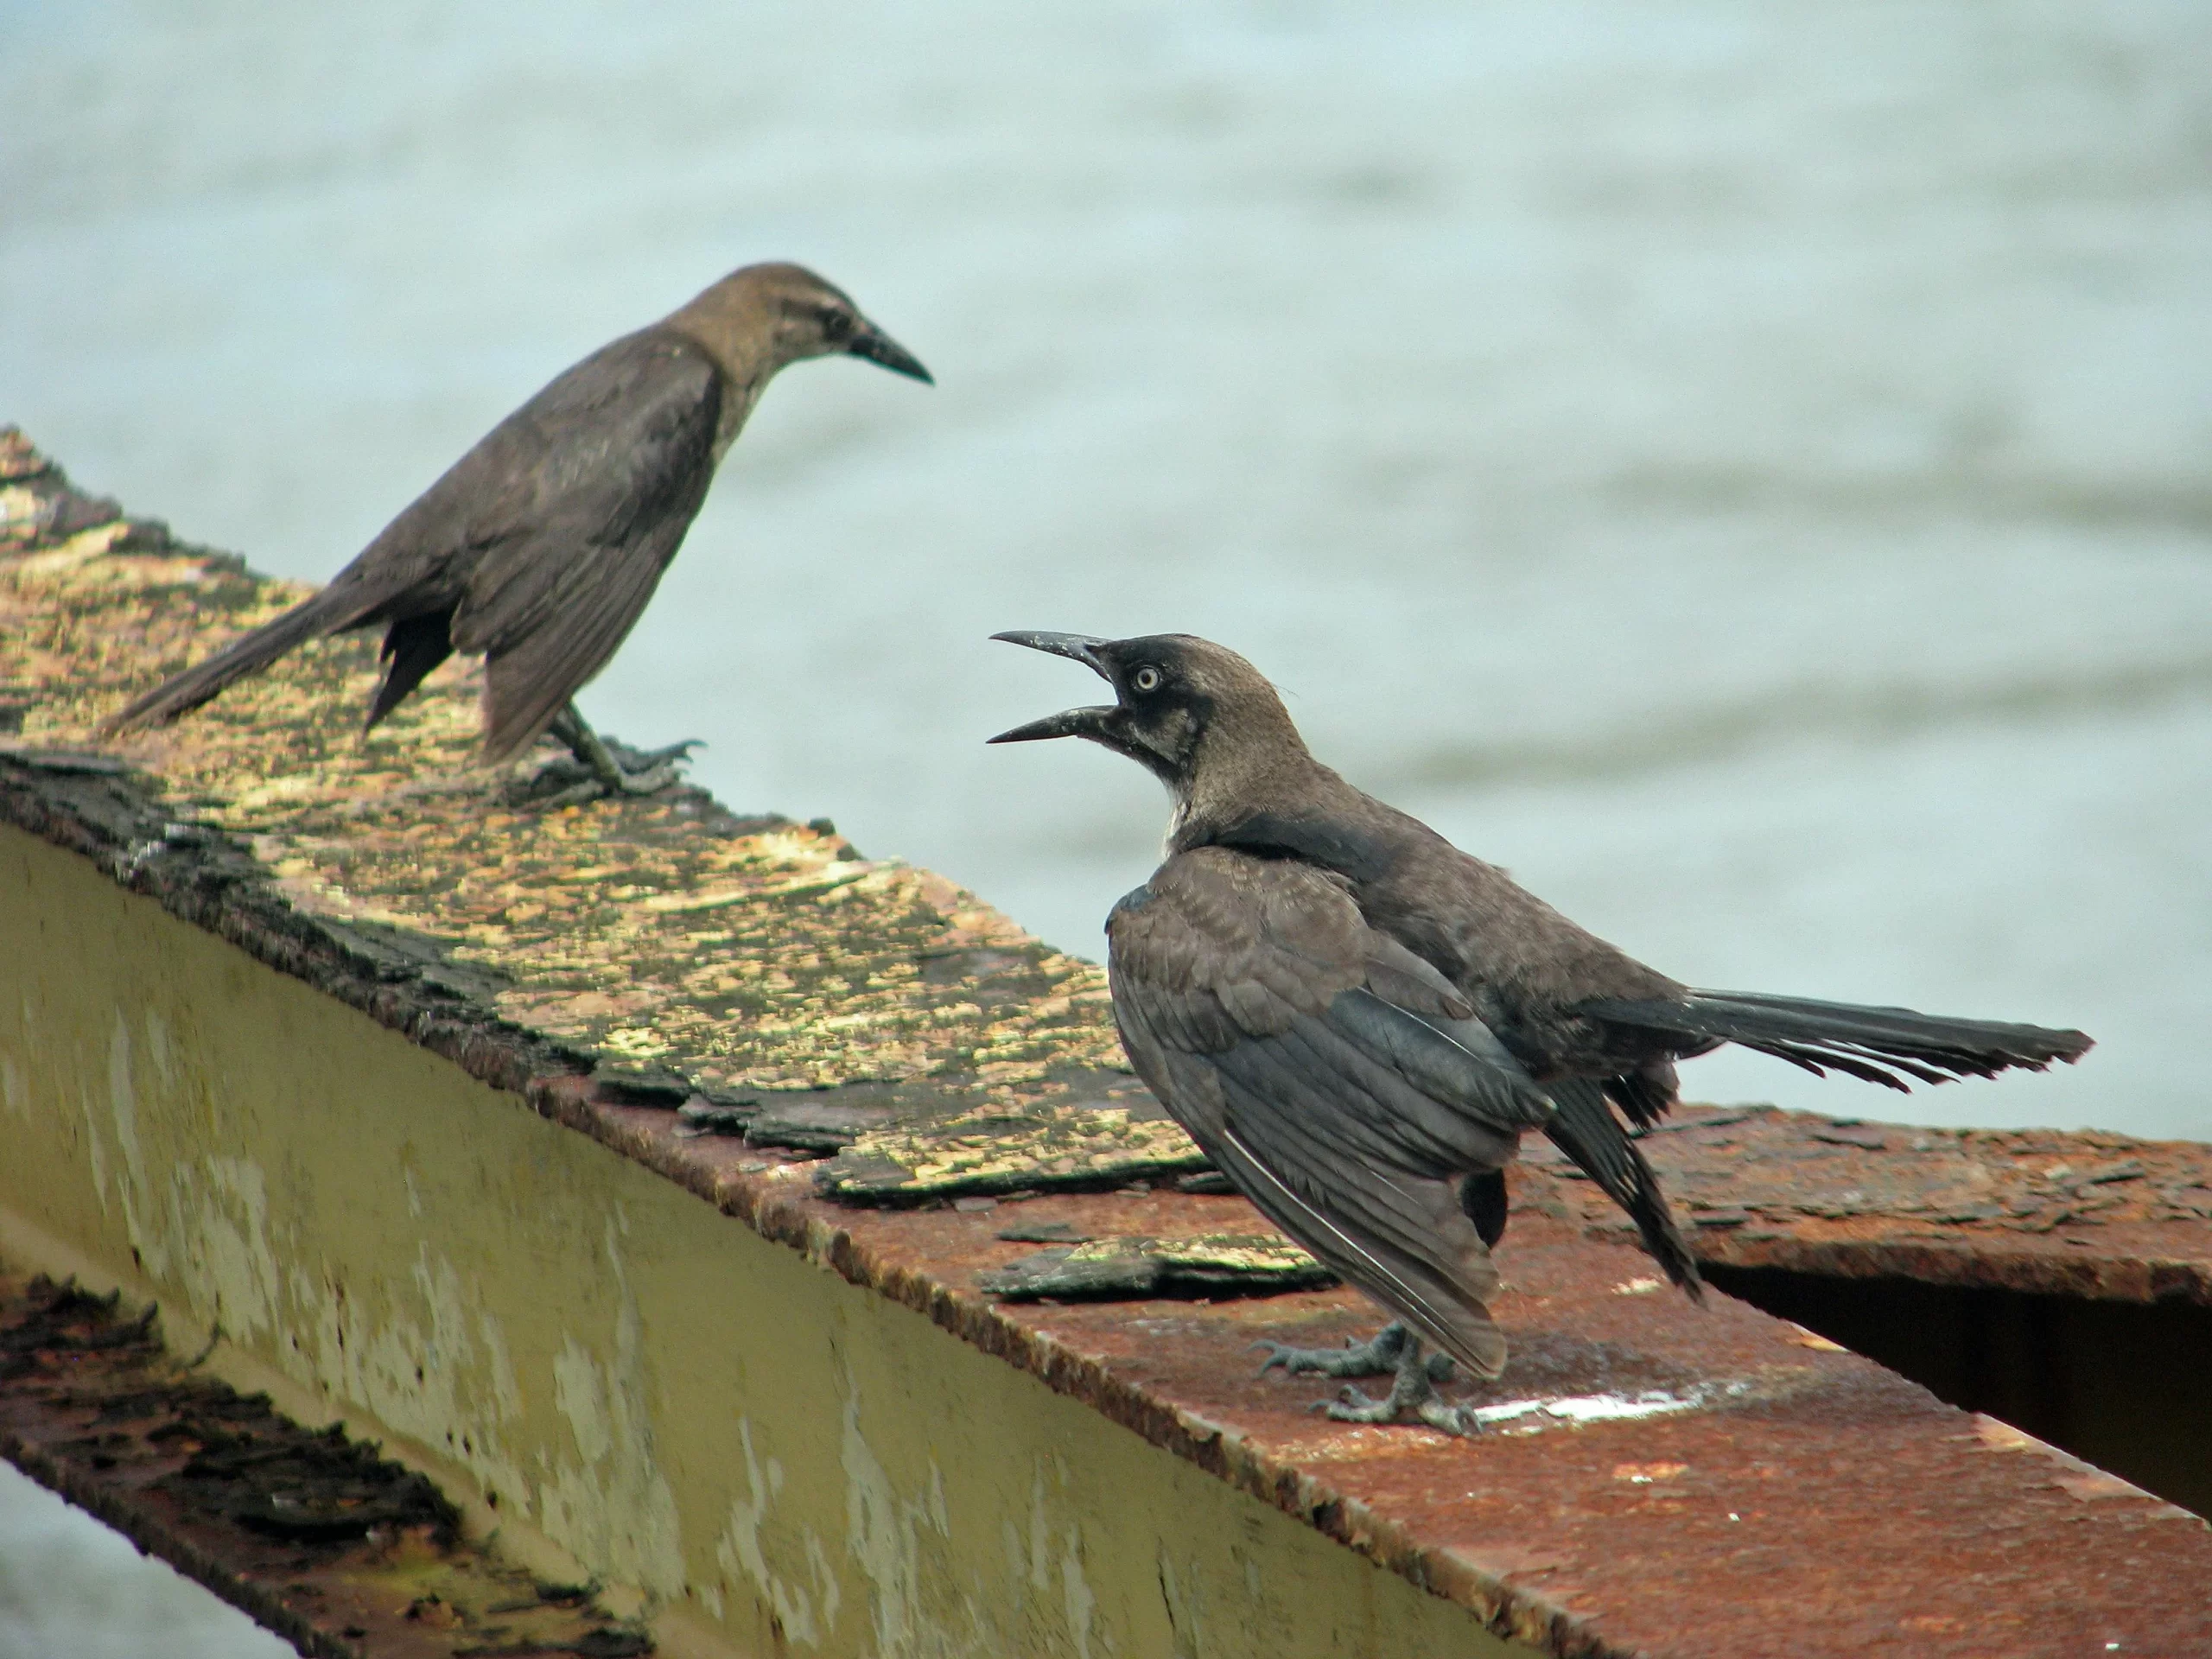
[0, 825, 1528, 1658]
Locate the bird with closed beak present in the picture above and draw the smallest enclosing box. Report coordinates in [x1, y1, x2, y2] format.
[989, 630, 2092, 1432]
[105, 263, 931, 803]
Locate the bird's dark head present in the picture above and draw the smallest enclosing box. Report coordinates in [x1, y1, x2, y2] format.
[988, 632, 1314, 820]
[675, 262, 932, 385]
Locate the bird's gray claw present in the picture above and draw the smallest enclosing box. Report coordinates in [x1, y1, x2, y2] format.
[1319, 1383, 1477, 1438]
[533, 707, 698, 805]
[1274, 1324, 1474, 1435]
[1414, 1400, 1478, 1437]
[1257, 1340, 1376, 1378]
[1254, 1321, 1414, 1380]
[607, 759, 686, 796]
[530, 763, 684, 810]
[536, 779, 611, 810]
[1327, 1384, 1386, 1418]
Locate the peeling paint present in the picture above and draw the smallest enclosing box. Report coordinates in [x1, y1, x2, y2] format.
[715, 1417, 840, 1647]
[841, 1375, 962, 1656]
[22, 812, 2197, 1658]
[1060, 1519, 1097, 1659]
[538, 1219, 684, 1596]
[183, 1154, 284, 1343]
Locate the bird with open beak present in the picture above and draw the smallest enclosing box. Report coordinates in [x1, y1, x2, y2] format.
[990, 629, 2091, 1432]
[106, 263, 931, 804]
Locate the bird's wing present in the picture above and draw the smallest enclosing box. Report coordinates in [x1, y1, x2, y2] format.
[432, 330, 725, 761]
[1202, 795, 1704, 1294]
[1107, 846, 1552, 1376]
[1209, 801, 1691, 1071]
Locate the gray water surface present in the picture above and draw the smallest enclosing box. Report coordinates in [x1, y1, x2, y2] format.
[0, 1462, 290, 1659]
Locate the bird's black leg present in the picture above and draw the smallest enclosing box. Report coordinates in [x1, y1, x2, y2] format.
[538, 703, 699, 806]
[1255, 1319, 1454, 1384]
[1303, 1326, 1477, 1436]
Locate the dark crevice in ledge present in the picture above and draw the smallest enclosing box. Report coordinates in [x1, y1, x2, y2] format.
[1707, 1262, 2212, 1522]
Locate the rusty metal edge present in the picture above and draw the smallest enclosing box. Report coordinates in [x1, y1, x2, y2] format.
[529, 1076, 1617, 1659]
[1682, 1227, 2212, 1306]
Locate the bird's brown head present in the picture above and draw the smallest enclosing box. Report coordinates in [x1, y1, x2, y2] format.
[671, 262, 932, 385]
[988, 632, 1316, 823]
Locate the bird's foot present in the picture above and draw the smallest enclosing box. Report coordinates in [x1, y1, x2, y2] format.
[1313, 1332, 1478, 1437]
[528, 745, 698, 809]
[1255, 1320, 1454, 1383]
[524, 706, 702, 807]
[594, 738, 702, 796]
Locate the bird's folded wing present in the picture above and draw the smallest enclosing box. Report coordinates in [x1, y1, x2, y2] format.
[441, 332, 725, 761]
[1108, 850, 1554, 1164]
[1107, 849, 1554, 1375]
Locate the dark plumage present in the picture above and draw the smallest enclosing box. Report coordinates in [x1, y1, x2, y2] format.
[105, 263, 930, 798]
[989, 631, 2092, 1426]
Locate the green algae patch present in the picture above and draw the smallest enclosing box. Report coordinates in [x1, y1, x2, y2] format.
[1, 430, 1138, 1128]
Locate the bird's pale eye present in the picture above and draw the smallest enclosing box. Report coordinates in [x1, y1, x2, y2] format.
[1131, 665, 1162, 693]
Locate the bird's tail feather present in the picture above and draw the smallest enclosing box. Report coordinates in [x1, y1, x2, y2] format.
[1544, 1081, 1702, 1300]
[102, 588, 359, 734]
[1581, 989, 2093, 1093]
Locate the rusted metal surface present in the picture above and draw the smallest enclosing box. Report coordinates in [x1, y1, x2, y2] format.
[6, 424, 2212, 1656]
[1524, 1105, 2212, 1306]
[0, 1270, 652, 1658]
[507, 1085, 2212, 1656]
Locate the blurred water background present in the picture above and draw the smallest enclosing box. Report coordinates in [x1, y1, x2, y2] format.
[2, 1, 2207, 1644]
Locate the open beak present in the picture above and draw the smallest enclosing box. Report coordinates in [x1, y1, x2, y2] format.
[987, 708, 1115, 744]
[987, 630, 1118, 744]
[847, 321, 933, 384]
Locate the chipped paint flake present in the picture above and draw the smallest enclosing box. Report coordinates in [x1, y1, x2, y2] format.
[715, 1417, 841, 1647]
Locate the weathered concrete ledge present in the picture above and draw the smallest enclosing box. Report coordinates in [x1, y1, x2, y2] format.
[4, 427, 2209, 1656]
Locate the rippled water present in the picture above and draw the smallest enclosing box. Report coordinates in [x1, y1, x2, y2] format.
[3, 0, 2208, 1638]
[0, 1461, 289, 1658]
